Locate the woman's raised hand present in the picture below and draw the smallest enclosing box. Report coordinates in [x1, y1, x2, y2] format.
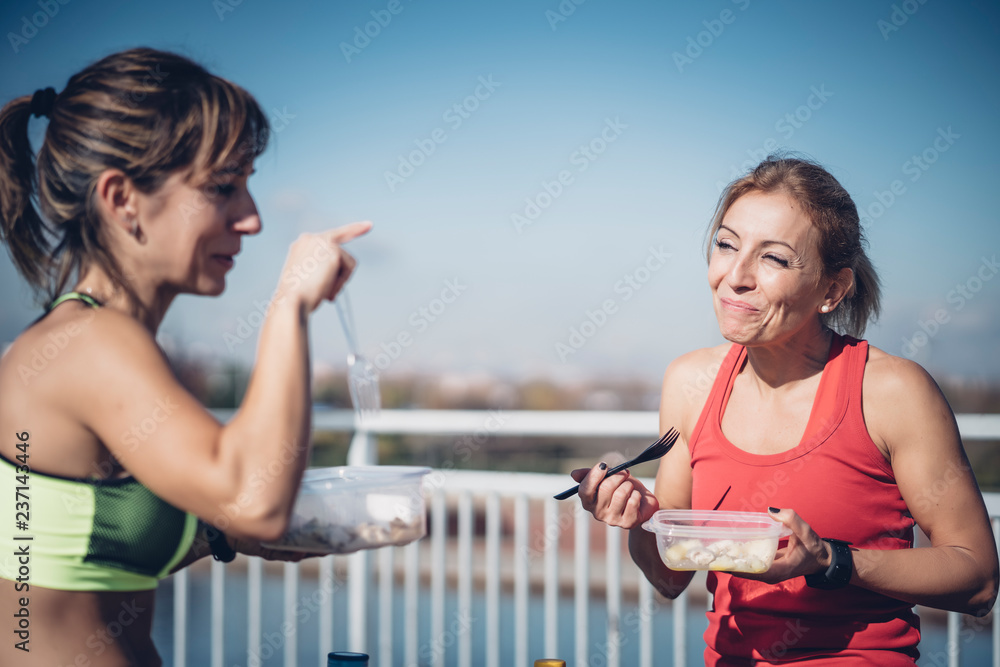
[278, 221, 372, 313]
[570, 463, 660, 529]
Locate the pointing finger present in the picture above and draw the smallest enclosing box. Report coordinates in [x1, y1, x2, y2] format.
[327, 220, 373, 244]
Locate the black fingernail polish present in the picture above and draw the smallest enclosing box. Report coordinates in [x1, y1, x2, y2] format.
[599, 462, 607, 470]
[768, 506, 780, 513]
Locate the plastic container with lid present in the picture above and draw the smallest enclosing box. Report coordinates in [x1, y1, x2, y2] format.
[641, 510, 792, 573]
[264, 466, 431, 554]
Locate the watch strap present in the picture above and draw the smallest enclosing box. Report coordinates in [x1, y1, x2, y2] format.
[804, 538, 853, 590]
[203, 521, 236, 563]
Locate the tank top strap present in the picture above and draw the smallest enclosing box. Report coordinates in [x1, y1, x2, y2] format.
[839, 335, 897, 477]
[47, 291, 103, 311]
[687, 342, 744, 459]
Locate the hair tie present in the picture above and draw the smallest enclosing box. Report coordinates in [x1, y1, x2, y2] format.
[30, 87, 57, 118]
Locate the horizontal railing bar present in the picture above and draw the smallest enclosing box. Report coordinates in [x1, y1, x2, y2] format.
[208, 409, 1000, 441]
[428, 469, 655, 500]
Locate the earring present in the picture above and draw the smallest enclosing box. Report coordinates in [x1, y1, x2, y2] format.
[820, 305, 830, 313]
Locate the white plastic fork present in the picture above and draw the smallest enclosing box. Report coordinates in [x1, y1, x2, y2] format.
[334, 288, 381, 422]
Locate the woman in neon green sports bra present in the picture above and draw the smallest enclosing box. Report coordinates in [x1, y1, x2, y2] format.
[0, 48, 371, 666]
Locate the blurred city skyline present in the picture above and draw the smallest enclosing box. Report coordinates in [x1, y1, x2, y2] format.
[1, 0, 999, 387]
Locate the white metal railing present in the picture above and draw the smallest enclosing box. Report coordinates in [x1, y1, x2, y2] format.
[169, 410, 1000, 667]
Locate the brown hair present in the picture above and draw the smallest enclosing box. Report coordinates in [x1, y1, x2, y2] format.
[0, 47, 269, 302]
[705, 155, 881, 338]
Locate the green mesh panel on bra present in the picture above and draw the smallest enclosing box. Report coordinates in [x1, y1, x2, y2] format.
[84, 480, 189, 577]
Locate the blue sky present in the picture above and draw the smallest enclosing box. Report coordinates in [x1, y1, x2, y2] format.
[1, 0, 999, 386]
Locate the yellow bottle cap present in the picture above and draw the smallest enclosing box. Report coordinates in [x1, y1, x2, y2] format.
[533, 661, 566, 667]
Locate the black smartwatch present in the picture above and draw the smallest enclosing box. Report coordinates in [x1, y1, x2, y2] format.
[804, 538, 853, 590]
[203, 521, 236, 563]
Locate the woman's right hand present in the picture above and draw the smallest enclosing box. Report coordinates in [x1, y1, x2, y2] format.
[570, 464, 660, 529]
[278, 221, 372, 313]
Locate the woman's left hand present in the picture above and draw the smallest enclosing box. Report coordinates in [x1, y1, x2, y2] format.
[735, 507, 834, 584]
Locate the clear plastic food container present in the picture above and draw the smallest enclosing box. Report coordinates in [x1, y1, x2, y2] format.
[641, 510, 792, 573]
[264, 466, 431, 554]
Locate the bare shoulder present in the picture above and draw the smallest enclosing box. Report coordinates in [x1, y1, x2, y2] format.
[1, 304, 170, 407]
[861, 344, 955, 458]
[662, 344, 731, 400]
[862, 344, 946, 405]
[660, 343, 732, 437]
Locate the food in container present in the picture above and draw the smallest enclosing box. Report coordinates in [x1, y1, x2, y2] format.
[641, 510, 792, 573]
[264, 466, 431, 554]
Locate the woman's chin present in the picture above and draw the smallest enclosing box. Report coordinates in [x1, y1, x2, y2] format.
[196, 277, 227, 297]
[717, 321, 759, 346]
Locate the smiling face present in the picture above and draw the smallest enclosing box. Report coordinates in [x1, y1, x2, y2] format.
[708, 189, 837, 346]
[132, 162, 261, 297]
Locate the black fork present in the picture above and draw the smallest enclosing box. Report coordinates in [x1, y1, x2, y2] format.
[553, 428, 680, 500]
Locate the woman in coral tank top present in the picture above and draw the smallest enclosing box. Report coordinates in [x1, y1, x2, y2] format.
[572, 157, 998, 665]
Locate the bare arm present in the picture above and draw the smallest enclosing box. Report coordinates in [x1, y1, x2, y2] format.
[73, 223, 371, 541]
[850, 354, 998, 613]
[573, 346, 725, 599]
[757, 352, 998, 615]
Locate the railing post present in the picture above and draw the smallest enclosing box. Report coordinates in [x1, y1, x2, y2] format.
[347, 421, 374, 653]
[638, 577, 653, 667]
[211, 559, 225, 667]
[486, 493, 501, 667]
[514, 494, 529, 667]
[348, 550, 369, 653]
[543, 498, 559, 660]
[173, 567, 188, 667]
[319, 555, 335, 664]
[575, 503, 590, 667]
[431, 491, 447, 667]
[606, 524, 621, 667]
[248, 557, 262, 667]
[674, 589, 688, 667]
[378, 547, 393, 667]
[284, 562, 299, 667]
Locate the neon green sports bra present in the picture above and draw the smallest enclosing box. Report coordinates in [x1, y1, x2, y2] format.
[0, 292, 198, 591]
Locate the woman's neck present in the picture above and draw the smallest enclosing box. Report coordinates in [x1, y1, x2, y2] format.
[72, 266, 176, 333]
[742, 323, 835, 391]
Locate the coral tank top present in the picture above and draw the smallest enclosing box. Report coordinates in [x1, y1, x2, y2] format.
[688, 333, 921, 665]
